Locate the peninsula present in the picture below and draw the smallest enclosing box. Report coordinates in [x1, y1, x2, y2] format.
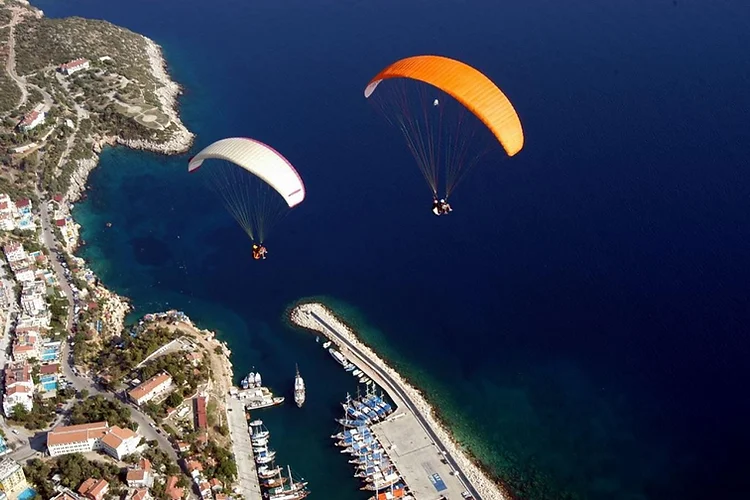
[0, 2, 251, 500]
[290, 301, 512, 500]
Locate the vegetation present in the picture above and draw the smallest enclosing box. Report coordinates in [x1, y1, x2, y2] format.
[141, 351, 207, 398]
[96, 325, 181, 380]
[195, 440, 237, 485]
[69, 394, 135, 430]
[0, 28, 22, 114]
[142, 443, 181, 475]
[26, 453, 132, 500]
[9, 397, 56, 430]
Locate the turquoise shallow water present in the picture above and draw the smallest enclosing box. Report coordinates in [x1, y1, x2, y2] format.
[31, 0, 750, 498]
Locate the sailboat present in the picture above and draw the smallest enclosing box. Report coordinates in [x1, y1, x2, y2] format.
[264, 465, 310, 499]
[294, 364, 305, 408]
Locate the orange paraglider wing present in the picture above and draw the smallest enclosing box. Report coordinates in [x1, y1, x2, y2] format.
[365, 55, 524, 157]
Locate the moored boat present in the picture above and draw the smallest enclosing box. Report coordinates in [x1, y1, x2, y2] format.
[294, 364, 305, 408]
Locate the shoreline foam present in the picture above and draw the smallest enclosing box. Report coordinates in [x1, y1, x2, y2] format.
[289, 301, 512, 500]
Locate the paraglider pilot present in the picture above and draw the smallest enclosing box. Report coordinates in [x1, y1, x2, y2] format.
[432, 198, 453, 216]
[252, 243, 268, 260]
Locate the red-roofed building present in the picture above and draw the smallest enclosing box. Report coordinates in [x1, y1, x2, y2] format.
[78, 477, 109, 500]
[53, 194, 64, 203]
[40, 364, 60, 375]
[165, 476, 184, 500]
[59, 58, 90, 75]
[55, 219, 66, 227]
[15, 198, 30, 209]
[18, 107, 45, 132]
[194, 396, 207, 431]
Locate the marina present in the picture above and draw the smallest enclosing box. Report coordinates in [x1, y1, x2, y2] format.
[250, 419, 311, 499]
[294, 303, 489, 500]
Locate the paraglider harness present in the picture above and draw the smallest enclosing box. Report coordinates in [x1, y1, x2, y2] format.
[432, 198, 453, 216]
[252, 244, 268, 260]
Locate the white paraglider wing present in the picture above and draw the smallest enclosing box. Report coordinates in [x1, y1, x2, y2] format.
[188, 137, 305, 208]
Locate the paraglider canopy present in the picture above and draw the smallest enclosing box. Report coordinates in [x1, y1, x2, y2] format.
[365, 55, 524, 157]
[188, 137, 305, 245]
[188, 137, 305, 208]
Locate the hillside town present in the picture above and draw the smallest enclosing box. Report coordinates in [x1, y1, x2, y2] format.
[0, 190, 245, 500]
[0, 1, 256, 500]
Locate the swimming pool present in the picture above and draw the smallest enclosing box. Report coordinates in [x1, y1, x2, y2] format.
[41, 380, 57, 392]
[17, 488, 36, 500]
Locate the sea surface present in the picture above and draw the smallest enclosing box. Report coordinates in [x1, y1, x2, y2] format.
[32, 1, 750, 499]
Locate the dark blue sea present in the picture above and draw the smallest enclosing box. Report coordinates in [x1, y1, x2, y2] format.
[32, 1, 750, 498]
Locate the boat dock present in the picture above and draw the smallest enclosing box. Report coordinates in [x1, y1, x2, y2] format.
[227, 394, 263, 499]
[302, 309, 481, 500]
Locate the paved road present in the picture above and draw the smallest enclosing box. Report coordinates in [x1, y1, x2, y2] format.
[5, 8, 28, 108]
[37, 202, 180, 464]
[227, 397, 262, 499]
[309, 311, 482, 500]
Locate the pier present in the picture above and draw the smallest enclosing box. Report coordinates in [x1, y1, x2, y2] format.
[227, 394, 263, 499]
[296, 304, 488, 500]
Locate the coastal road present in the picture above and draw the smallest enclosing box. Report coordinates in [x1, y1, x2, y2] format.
[5, 7, 29, 108]
[308, 310, 483, 500]
[38, 202, 180, 465]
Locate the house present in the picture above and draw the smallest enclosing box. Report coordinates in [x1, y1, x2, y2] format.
[175, 441, 190, 453]
[0, 211, 15, 231]
[15, 198, 31, 215]
[0, 196, 18, 231]
[59, 58, 90, 76]
[165, 476, 184, 500]
[128, 372, 173, 405]
[77, 477, 108, 500]
[2, 361, 34, 416]
[50, 489, 81, 500]
[40, 363, 60, 376]
[129, 489, 151, 500]
[194, 396, 207, 431]
[126, 458, 154, 488]
[99, 425, 140, 460]
[184, 459, 203, 479]
[20, 282, 46, 316]
[0, 458, 28, 496]
[12, 266, 35, 284]
[185, 351, 202, 366]
[209, 478, 224, 492]
[3, 242, 26, 264]
[0, 282, 12, 309]
[18, 107, 46, 132]
[198, 482, 212, 499]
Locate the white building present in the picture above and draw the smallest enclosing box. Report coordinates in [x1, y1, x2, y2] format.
[2, 362, 34, 416]
[59, 58, 90, 76]
[12, 329, 41, 362]
[3, 242, 26, 265]
[0, 458, 28, 497]
[12, 267, 34, 284]
[47, 422, 141, 460]
[20, 282, 46, 317]
[128, 372, 173, 406]
[126, 458, 154, 488]
[18, 106, 46, 132]
[0, 281, 12, 309]
[0, 195, 18, 231]
[99, 425, 140, 460]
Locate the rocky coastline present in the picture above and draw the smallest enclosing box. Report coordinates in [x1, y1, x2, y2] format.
[290, 301, 512, 500]
[63, 36, 195, 205]
[56, 36, 195, 337]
